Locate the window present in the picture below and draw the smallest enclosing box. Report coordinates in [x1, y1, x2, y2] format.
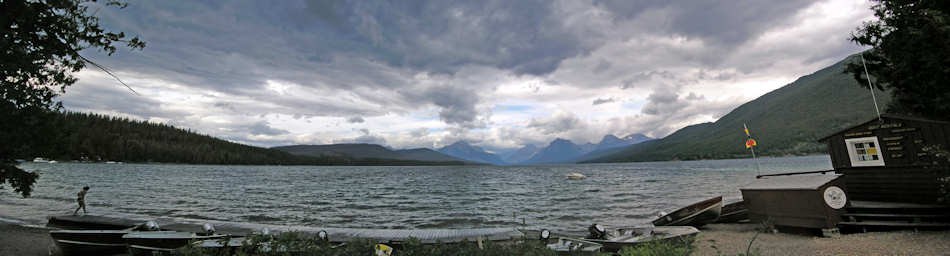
[845, 137, 884, 167]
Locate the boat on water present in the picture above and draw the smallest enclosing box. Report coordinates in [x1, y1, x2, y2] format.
[49, 221, 160, 256]
[33, 157, 50, 163]
[652, 196, 723, 227]
[578, 225, 700, 253]
[566, 173, 587, 180]
[714, 200, 749, 223]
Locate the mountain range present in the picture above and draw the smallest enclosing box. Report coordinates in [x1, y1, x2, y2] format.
[38, 53, 887, 166]
[584, 54, 890, 163]
[272, 144, 470, 163]
[435, 141, 507, 165]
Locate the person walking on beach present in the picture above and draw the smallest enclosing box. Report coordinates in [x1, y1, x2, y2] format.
[73, 186, 89, 215]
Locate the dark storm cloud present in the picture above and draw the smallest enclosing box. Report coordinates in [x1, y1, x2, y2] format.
[592, 60, 612, 74]
[244, 121, 290, 136]
[592, 98, 616, 105]
[65, 0, 871, 149]
[528, 113, 582, 135]
[592, 0, 820, 46]
[410, 85, 484, 128]
[641, 90, 681, 115]
[346, 116, 365, 123]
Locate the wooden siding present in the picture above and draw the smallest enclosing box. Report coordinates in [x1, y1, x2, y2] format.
[841, 167, 943, 204]
[823, 116, 950, 169]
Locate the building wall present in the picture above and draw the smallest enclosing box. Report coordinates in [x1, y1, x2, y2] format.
[824, 116, 950, 204]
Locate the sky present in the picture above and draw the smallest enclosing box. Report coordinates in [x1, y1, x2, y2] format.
[63, 0, 876, 152]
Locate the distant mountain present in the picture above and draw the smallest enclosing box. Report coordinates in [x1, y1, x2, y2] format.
[503, 144, 540, 164]
[594, 133, 653, 151]
[523, 138, 584, 164]
[437, 141, 506, 165]
[29, 112, 465, 166]
[579, 142, 597, 154]
[273, 144, 469, 163]
[585, 54, 890, 163]
[623, 134, 653, 144]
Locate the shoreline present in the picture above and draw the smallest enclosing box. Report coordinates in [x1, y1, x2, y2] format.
[4, 216, 949, 256]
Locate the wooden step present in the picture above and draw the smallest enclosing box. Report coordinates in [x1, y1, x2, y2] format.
[841, 213, 949, 219]
[848, 200, 949, 209]
[838, 221, 950, 228]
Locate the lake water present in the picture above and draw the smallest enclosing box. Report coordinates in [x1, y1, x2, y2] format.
[1, 155, 831, 234]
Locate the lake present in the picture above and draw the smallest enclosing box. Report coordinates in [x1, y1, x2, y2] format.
[1, 155, 831, 234]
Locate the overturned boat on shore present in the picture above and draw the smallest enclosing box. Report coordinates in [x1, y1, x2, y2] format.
[123, 223, 228, 256]
[49, 220, 161, 256]
[579, 225, 699, 253]
[653, 196, 723, 227]
[714, 200, 749, 223]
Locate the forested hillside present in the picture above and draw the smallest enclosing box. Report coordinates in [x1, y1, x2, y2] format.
[586, 54, 891, 163]
[17, 112, 464, 165]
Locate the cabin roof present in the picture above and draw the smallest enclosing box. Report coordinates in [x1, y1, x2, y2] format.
[741, 174, 840, 190]
[817, 114, 949, 142]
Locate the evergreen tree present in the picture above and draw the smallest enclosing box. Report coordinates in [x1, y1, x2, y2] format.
[1, 0, 145, 197]
[846, 0, 950, 120]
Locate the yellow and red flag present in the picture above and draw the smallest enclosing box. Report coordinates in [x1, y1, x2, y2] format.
[746, 138, 757, 148]
[743, 123, 757, 149]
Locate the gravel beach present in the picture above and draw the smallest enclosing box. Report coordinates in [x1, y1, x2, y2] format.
[694, 223, 950, 256]
[0, 222, 59, 256]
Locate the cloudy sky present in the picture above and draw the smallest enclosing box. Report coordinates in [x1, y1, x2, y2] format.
[64, 0, 875, 152]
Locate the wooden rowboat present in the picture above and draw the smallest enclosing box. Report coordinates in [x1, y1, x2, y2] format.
[652, 196, 723, 227]
[577, 226, 700, 253]
[714, 200, 749, 223]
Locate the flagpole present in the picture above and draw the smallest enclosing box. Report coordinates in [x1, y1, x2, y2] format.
[751, 145, 761, 177]
[860, 53, 883, 122]
[744, 123, 761, 177]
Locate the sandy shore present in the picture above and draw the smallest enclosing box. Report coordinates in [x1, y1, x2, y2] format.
[0, 222, 60, 256]
[694, 223, 950, 256]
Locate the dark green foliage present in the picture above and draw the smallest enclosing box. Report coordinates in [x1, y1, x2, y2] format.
[617, 237, 695, 256]
[587, 55, 890, 163]
[14, 111, 468, 166]
[1, 0, 145, 197]
[0, 163, 39, 197]
[846, 1, 950, 120]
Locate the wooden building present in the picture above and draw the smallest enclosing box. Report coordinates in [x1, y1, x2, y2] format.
[819, 114, 950, 204]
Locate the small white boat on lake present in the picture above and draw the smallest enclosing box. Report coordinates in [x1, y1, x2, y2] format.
[566, 173, 587, 180]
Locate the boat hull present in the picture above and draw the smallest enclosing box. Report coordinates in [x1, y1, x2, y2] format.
[653, 196, 723, 227]
[50, 229, 131, 256]
[715, 201, 749, 223]
[55, 239, 128, 256]
[123, 231, 229, 255]
[582, 226, 700, 253]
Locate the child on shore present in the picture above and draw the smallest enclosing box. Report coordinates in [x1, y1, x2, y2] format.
[73, 186, 89, 215]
